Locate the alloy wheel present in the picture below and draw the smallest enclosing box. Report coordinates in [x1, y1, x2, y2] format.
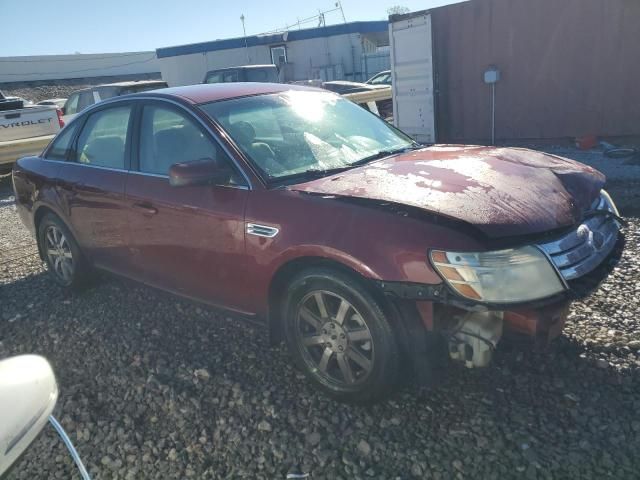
[44, 225, 74, 283]
[295, 290, 375, 387]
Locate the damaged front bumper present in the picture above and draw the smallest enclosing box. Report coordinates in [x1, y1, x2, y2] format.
[377, 230, 625, 368]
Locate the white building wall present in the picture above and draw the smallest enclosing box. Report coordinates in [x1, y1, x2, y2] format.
[158, 52, 207, 87]
[0, 52, 161, 83]
[158, 33, 367, 87]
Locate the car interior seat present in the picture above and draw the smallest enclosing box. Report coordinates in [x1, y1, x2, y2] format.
[228, 121, 282, 174]
[82, 136, 124, 168]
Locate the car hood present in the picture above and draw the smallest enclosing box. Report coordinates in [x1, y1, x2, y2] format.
[289, 145, 605, 238]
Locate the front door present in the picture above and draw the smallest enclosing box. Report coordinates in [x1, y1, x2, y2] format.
[55, 103, 134, 273]
[125, 101, 250, 311]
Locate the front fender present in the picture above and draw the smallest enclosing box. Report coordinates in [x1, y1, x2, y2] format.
[270, 244, 382, 280]
[243, 189, 484, 316]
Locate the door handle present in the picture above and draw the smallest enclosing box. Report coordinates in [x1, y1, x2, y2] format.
[132, 203, 158, 216]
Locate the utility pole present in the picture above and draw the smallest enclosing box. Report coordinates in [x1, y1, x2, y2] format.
[240, 14, 249, 63]
[336, 0, 347, 22]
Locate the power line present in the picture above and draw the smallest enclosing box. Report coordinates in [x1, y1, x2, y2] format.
[0, 52, 156, 63]
[0, 57, 157, 76]
[258, 6, 343, 35]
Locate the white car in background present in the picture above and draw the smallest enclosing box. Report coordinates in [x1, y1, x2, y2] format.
[37, 98, 67, 109]
[62, 80, 167, 122]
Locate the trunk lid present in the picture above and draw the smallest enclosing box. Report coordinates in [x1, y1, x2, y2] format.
[289, 146, 605, 238]
[0, 105, 60, 142]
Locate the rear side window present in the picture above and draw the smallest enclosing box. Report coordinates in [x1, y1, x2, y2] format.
[96, 86, 118, 100]
[223, 71, 239, 82]
[45, 124, 79, 161]
[77, 91, 94, 112]
[74, 106, 132, 169]
[204, 72, 223, 84]
[246, 69, 278, 82]
[65, 94, 80, 115]
[121, 83, 167, 95]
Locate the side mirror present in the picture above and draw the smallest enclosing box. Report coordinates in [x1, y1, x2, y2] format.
[0, 355, 58, 477]
[169, 158, 231, 187]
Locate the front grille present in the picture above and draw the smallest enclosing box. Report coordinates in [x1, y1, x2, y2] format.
[537, 214, 620, 281]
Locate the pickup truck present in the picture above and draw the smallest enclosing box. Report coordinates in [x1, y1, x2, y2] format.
[0, 90, 62, 174]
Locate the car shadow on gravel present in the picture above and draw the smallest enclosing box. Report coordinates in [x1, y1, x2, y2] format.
[2, 266, 639, 479]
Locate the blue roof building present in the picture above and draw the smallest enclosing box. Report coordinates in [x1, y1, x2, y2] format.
[155, 21, 390, 86]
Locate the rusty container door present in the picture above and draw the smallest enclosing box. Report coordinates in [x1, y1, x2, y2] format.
[389, 11, 436, 143]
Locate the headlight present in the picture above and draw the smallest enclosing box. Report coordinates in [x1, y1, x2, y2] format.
[599, 189, 619, 216]
[430, 246, 565, 303]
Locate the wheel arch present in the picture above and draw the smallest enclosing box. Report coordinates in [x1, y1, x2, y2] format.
[266, 255, 443, 385]
[267, 256, 378, 344]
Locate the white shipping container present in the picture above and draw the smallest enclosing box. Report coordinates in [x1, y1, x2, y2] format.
[389, 12, 436, 143]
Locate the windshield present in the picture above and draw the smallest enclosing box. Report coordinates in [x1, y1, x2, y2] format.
[200, 90, 415, 183]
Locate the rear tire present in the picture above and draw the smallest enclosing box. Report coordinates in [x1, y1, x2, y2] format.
[37, 213, 91, 290]
[283, 268, 401, 403]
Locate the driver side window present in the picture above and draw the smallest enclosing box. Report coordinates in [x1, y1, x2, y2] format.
[138, 104, 244, 185]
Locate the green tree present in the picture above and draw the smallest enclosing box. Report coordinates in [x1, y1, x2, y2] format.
[387, 5, 411, 16]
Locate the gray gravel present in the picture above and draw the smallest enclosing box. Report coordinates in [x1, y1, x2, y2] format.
[1, 74, 162, 103]
[540, 146, 640, 215]
[1, 164, 639, 479]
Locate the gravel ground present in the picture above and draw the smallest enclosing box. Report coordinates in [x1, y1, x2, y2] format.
[1, 163, 639, 479]
[540, 146, 640, 215]
[1, 74, 162, 103]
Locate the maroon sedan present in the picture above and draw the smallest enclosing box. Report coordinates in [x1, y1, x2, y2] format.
[12, 83, 623, 403]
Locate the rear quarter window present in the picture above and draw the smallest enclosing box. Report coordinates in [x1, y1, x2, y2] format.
[45, 124, 79, 161]
[64, 94, 80, 115]
[77, 91, 94, 112]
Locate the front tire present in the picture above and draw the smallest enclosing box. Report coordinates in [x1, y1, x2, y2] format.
[37, 213, 91, 290]
[283, 268, 401, 403]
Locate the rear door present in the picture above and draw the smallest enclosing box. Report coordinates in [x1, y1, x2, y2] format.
[54, 103, 134, 273]
[125, 100, 250, 310]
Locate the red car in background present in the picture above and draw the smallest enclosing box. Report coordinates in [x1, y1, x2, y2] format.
[12, 83, 623, 403]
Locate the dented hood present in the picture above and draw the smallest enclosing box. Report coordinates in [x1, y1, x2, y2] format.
[289, 146, 605, 238]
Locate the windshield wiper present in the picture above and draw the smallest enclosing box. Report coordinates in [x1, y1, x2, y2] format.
[269, 165, 355, 186]
[350, 144, 422, 167]
[270, 144, 423, 187]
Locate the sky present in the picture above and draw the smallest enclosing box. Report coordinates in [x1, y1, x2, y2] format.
[0, 0, 463, 57]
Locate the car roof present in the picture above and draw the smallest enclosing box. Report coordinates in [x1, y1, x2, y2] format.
[98, 80, 167, 88]
[70, 80, 167, 95]
[140, 82, 322, 104]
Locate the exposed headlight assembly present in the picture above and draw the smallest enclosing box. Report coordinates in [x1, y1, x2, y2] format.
[430, 246, 565, 303]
